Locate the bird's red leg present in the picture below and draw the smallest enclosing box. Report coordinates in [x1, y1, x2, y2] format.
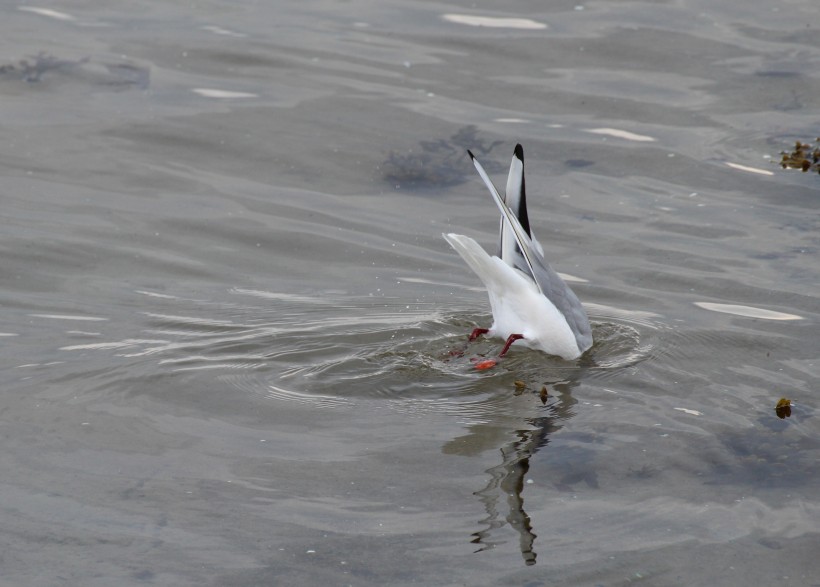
[498, 334, 524, 357]
[469, 328, 489, 342]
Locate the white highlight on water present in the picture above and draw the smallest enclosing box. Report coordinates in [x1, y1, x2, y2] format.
[694, 302, 801, 321]
[442, 14, 547, 29]
[29, 314, 108, 322]
[724, 162, 774, 176]
[192, 88, 258, 99]
[19, 6, 75, 21]
[586, 128, 656, 142]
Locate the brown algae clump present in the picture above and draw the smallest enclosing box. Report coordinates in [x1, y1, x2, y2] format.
[775, 397, 792, 419]
[780, 139, 820, 173]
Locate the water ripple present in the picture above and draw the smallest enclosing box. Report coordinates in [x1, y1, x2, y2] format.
[55, 289, 663, 419]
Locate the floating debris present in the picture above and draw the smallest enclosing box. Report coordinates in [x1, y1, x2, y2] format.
[539, 385, 549, 404]
[780, 139, 820, 174]
[514, 380, 526, 390]
[775, 398, 792, 419]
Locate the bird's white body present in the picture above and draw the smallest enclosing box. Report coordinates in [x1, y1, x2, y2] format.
[445, 145, 593, 360]
[443, 233, 585, 359]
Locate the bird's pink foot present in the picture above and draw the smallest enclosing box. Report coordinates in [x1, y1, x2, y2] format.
[468, 327, 489, 342]
[498, 334, 524, 357]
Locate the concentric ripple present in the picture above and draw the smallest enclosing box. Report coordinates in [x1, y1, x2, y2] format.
[57, 288, 663, 419]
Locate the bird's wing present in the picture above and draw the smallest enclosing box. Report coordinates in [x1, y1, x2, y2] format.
[520, 250, 594, 353]
[467, 149, 542, 295]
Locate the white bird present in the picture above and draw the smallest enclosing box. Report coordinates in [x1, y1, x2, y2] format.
[444, 144, 593, 360]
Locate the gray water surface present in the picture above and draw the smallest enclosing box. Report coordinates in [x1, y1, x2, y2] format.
[2, 1, 819, 585]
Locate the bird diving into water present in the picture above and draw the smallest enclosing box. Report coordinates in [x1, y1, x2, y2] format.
[444, 144, 593, 360]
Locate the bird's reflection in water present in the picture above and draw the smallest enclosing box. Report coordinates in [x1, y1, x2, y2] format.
[444, 380, 578, 566]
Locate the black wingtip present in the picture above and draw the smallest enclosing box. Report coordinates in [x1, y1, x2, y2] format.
[467, 149, 475, 160]
[514, 143, 524, 162]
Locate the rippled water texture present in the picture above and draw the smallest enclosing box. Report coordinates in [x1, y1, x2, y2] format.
[2, 1, 819, 585]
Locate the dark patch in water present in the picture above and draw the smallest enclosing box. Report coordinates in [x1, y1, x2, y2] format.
[382, 126, 504, 190]
[705, 419, 820, 490]
[755, 70, 801, 78]
[0, 52, 150, 89]
[0, 52, 86, 82]
[103, 63, 150, 89]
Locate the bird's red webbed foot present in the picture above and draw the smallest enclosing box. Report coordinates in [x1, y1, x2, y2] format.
[498, 334, 524, 357]
[468, 328, 489, 342]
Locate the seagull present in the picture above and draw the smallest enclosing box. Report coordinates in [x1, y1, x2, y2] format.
[444, 144, 593, 360]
